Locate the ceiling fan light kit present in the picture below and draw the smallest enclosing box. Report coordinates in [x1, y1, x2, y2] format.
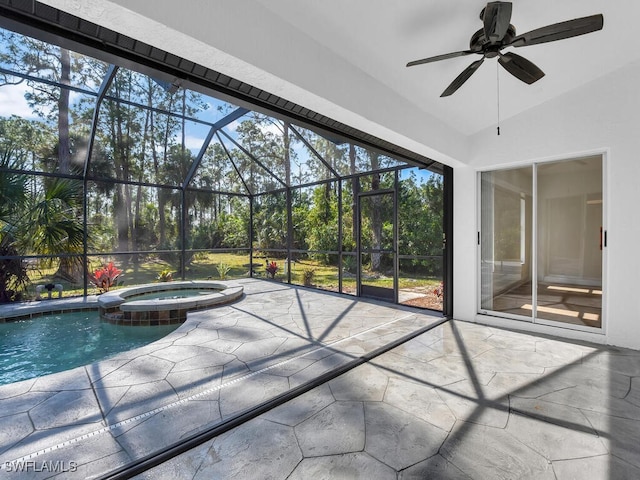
[407, 2, 604, 98]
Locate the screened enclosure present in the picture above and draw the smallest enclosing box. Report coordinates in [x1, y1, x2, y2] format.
[0, 21, 448, 311]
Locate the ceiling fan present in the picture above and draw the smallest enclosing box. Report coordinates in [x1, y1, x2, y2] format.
[406, 2, 604, 97]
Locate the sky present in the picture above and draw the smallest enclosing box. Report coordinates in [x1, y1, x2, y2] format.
[0, 83, 37, 119]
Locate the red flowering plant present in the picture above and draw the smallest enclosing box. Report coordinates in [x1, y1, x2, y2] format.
[433, 281, 444, 299]
[265, 261, 279, 279]
[89, 262, 123, 293]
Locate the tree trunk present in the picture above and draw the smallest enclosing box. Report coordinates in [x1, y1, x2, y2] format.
[133, 85, 152, 254]
[158, 104, 173, 248]
[110, 86, 131, 254]
[54, 48, 78, 282]
[115, 184, 130, 253]
[370, 153, 382, 272]
[349, 144, 357, 245]
[57, 48, 71, 174]
[158, 192, 167, 247]
[283, 122, 291, 186]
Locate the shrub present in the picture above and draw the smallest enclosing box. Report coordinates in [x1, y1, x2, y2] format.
[89, 262, 122, 293]
[0, 238, 28, 302]
[265, 261, 278, 279]
[302, 267, 316, 287]
[216, 262, 231, 280]
[434, 281, 444, 298]
[157, 269, 174, 282]
[342, 255, 356, 274]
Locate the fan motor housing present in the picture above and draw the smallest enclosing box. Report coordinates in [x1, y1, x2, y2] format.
[470, 25, 516, 53]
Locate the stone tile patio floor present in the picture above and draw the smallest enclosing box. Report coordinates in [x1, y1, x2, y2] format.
[0, 279, 639, 479]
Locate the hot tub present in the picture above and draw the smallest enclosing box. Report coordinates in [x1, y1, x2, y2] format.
[97, 281, 243, 325]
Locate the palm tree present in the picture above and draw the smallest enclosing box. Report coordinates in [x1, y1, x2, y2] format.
[27, 177, 85, 282]
[0, 160, 30, 301]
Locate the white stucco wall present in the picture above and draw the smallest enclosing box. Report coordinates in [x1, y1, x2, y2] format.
[454, 59, 640, 349]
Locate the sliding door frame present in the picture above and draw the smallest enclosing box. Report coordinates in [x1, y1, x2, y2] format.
[477, 151, 608, 335]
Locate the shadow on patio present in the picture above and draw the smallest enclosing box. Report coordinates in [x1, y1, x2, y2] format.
[0, 278, 443, 478]
[138, 302, 640, 480]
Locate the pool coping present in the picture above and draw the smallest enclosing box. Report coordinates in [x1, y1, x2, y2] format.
[0, 281, 243, 324]
[98, 280, 243, 310]
[0, 295, 99, 323]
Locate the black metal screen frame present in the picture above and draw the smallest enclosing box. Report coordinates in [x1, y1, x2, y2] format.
[0, 2, 453, 312]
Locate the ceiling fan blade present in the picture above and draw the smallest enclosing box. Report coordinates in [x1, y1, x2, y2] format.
[509, 14, 603, 47]
[406, 50, 475, 67]
[441, 58, 485, 97]
[483, 1, 513, 43]
[498, 52, 545, 84]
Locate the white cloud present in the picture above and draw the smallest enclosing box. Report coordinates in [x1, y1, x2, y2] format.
[69, 90, 85, 107]
[0, 83, 38, 119]
[226, 117, 283, 137]
[257, 120, 283, 137]
[185, 135, 206, 151]
[226, 120, 240, 133]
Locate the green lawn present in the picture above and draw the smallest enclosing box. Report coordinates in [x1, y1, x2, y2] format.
[23, 253, 441, 299]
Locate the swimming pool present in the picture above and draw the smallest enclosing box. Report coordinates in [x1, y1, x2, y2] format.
[0, 311, 179, 386]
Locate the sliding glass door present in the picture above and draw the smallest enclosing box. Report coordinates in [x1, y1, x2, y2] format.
[479, 156, 604, 330]
[480, 167, 533, 317]
[535, 157, 603, 328]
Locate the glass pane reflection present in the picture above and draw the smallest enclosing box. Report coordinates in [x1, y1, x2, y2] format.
[480, 167, 533, 317]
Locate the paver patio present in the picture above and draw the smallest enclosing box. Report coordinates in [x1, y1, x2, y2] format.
[1, 279, 639, 479]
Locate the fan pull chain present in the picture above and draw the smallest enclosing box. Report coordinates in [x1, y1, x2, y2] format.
[496, 61, 501, 136]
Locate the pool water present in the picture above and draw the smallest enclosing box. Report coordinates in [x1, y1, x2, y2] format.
[0, 311, 179, 386]
[127, 288, 220, 301]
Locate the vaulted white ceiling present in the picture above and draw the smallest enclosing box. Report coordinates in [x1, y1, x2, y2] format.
[41, 0, 640, 165]
[255, 0, 635, 135]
